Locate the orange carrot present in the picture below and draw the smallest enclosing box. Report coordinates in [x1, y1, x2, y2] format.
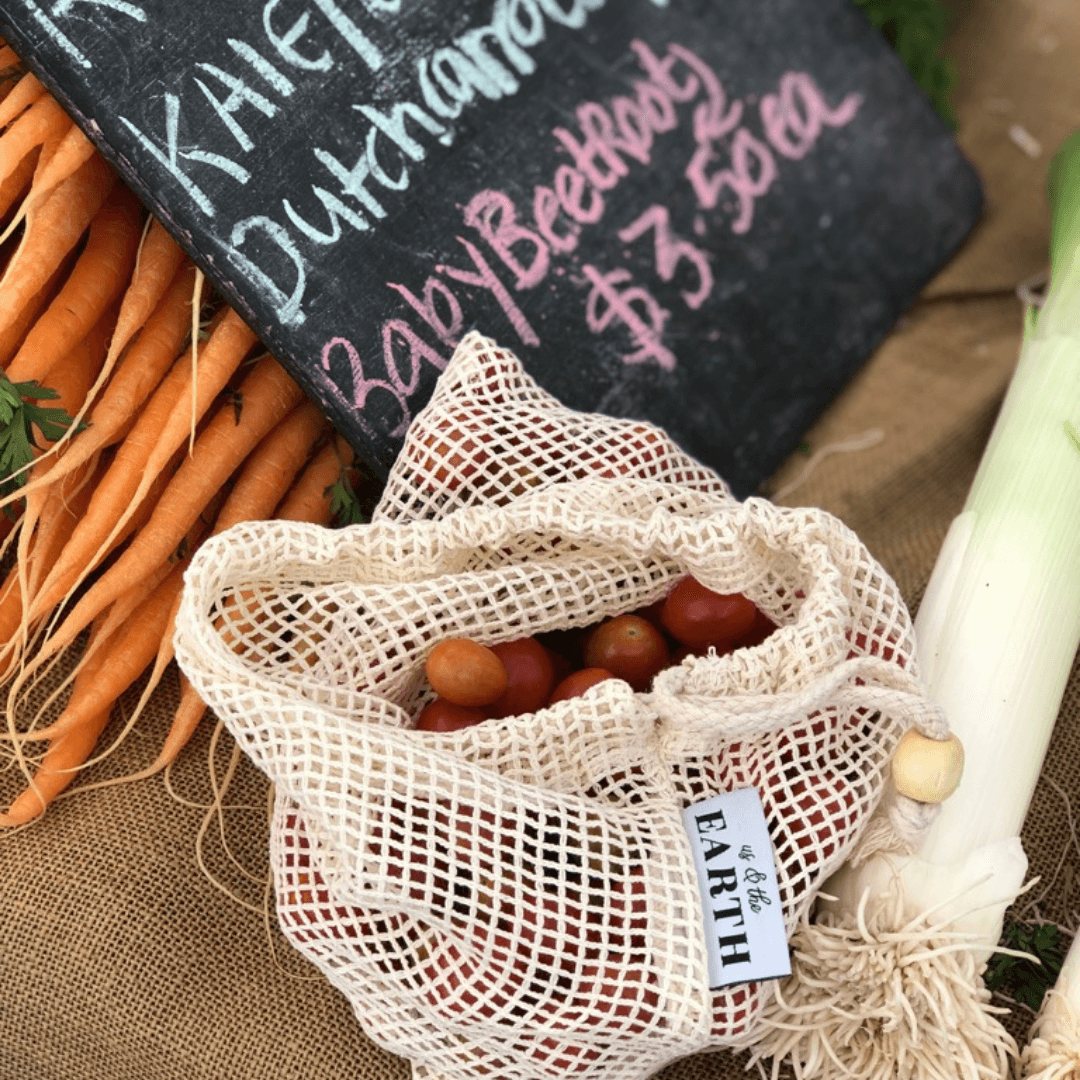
[0, 72, 44, 132]
[38, 356, 305, 658]
[3, 314, 113, 671]
[0, 626, 111, 826]
[16, 307, 112, 537]
[66, 307, 259, 571]
[21, 509, 218, 745]
[0, 247, 71, 366]
[0, 152, 116, 348]
[0, 142, 37, 227]
[10, 261, 198, 506]
[213, 401, 328, 534]
[106, 216, 185, 369]
[0, 93, 70, 186]
[23, 305, 243, 609]
[0, 453, 103, 675]
[153, 676, 207, 773]
[129, 400, 329, 717]
[17, 123, 95, 217]
[26, 346, 195, 621]
[6, 184, 142, 384]
[23, 450, 106, 603]
[275, 435, 356, 525]
[145, 306, 259, 471]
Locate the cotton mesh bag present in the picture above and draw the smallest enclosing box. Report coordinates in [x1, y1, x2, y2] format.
[174, 332, 948, 1080]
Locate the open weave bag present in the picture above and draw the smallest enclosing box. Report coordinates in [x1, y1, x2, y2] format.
[174, 333, 947, 1080]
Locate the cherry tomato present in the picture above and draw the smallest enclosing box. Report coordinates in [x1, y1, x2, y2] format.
[417, 417, 492, 490]
[536, 626, 588, 670]
[660, 577, 757, 649]
[735, 606, 778, 648]
[590, 423, 666, 480]
[549, 667, 616, 704]
[547, 646, 573, 688]
[631, 597, 666, 627]
[582, 614, 669, 691]
[488, 637, 555, 718]
[416, 698, 491, 732]
[418, 935, 514, 1021]
[425, 637, 508, 707]
[769, 768, 859, 886]
[845, 625, 904, 666]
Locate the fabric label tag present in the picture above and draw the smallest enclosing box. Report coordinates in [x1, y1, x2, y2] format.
[683, 786, 791, 989]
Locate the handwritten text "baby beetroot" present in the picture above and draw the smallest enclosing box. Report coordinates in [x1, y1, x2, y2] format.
[327, 40, 861, 444]
[459, 41, 861, 370]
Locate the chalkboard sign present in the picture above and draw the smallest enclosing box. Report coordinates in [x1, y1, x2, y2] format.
[0, 0, 981, 497]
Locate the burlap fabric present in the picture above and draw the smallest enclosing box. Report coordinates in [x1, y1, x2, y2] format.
[2, 0, 1078, 1077]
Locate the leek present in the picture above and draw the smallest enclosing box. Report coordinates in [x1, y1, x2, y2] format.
[1023, 929, 1080, 1079]
[753, 130, 1080, 1080]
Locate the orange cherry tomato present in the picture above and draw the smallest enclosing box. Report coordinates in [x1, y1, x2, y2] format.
[416, 698, 491, 732]
[582, 614, 670, 691]
[425, 637, 508, 707]
[660, 577, 757, 649]
[488, 637, 555, 718]
[548, 667, 616, 704]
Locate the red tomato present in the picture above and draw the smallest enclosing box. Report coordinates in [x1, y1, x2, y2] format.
[488, 637, 555, 717]
[572, 962, 659, 1031]
[776, 713, 838, 767]
[425, 637, 508, 706]
[549, 667, 616, 704]
[418, 935, 514, 1021]
[712, 983, 757, 1039]
[547, 646, 574, 688]
[417, 418, 492, 490]
[631, 597, 666, 626]
[589, 423, 666, 480]
[845, 625, 905, 666]
[582, 614, 669, 691]
[660, 577, 757, 649]
[279, 812, 374, 943]
[536, 626, 588, 670]
[774, 768, 859, 874]
[735, 606, 778, 648]
[416, 698, 490, 732]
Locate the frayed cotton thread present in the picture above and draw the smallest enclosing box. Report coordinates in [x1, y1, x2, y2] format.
[748, 885, 1019, 1080]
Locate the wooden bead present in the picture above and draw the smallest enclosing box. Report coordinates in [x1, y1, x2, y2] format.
[891, 728, 964, 804]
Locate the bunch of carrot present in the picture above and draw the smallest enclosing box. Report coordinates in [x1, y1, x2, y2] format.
[0, 54, 366, 827]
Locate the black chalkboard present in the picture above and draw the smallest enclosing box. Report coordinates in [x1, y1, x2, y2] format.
[0, 0, 981, 498]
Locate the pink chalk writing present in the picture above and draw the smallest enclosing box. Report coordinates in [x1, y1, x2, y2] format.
[464, 189, 550, 290]
[361, 38, 862, 443]
[617, 204, 713, 310]
[583, 265, 675, 371]
[436, 237, 540, 347]
[388, 276, 464, 347]
[687, 125, 777, 234]
[761, 72, 862, 160]
[322, 335, 411, 438]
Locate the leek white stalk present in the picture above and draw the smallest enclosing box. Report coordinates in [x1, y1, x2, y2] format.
[1022, 931, 1080, 1079]
[753, 132, 1080, 1080]
[1017, 134, 1080, 1080]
